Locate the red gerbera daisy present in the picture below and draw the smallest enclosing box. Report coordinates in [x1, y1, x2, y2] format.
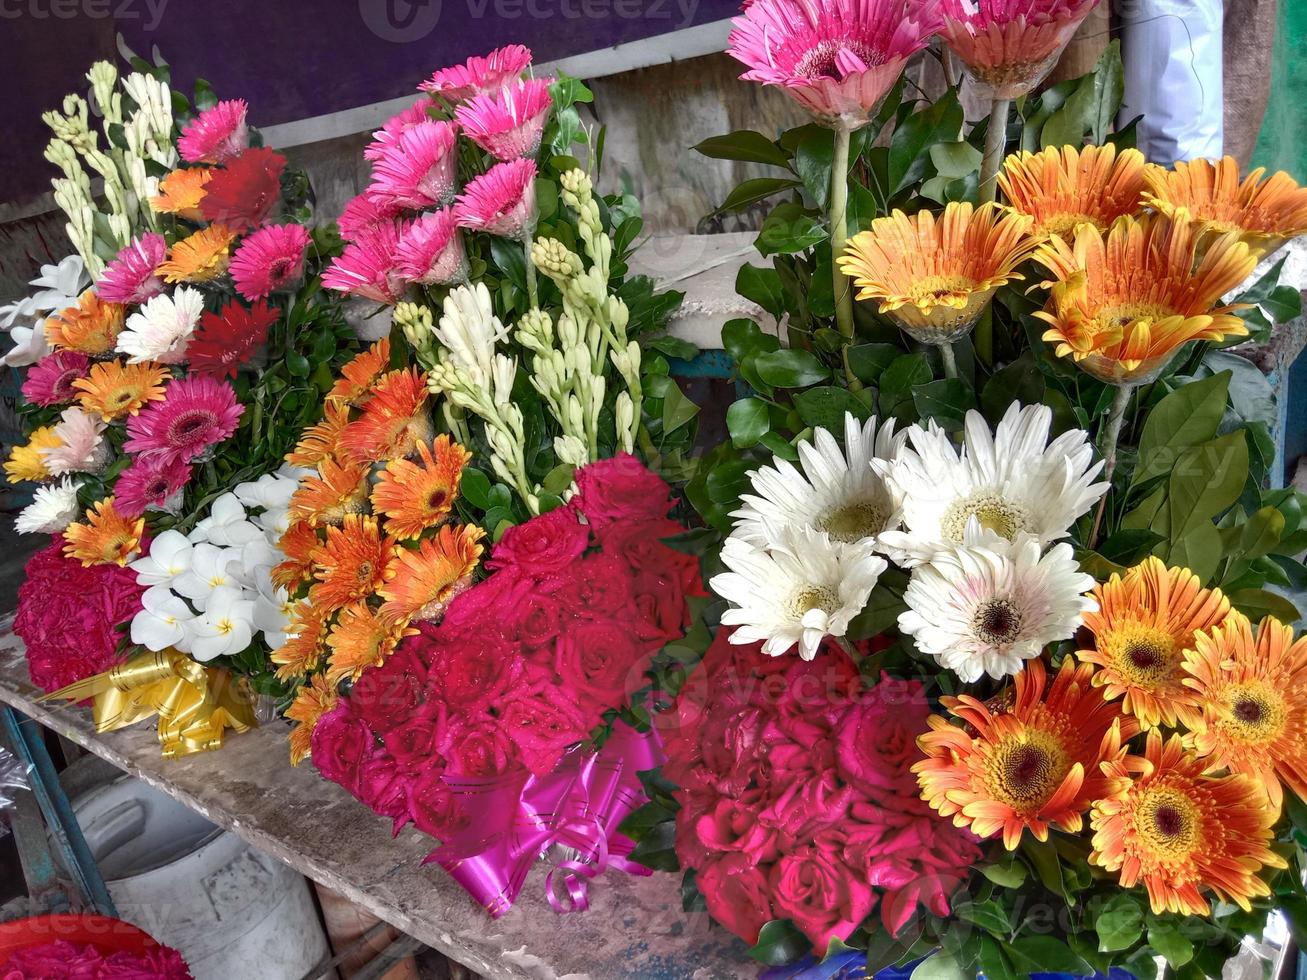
[188, 299, 280, 379]
[200, 147, 287, 232]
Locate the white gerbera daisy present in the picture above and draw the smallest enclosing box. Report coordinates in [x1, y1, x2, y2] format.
[876, 402, 1107, 566]
[731, 412, 905, 551]
[14, 478, 80, 534]
[116, 285, 205, 364]
[710, 525, 888, 660]
[899, 538, 1097, 682]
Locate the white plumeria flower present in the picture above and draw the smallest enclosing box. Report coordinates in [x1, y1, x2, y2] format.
[731, 412, 905, 552]
[116, 285, 205, 364]
[253, 569, 295, 649]
[188, 586, 256, 661]
[899, 538, 1098, 682]
[173, 543, 242, 609]
[1, 255, 89, 329]
[238, 539, 281, 585]
[129, 530, 195, 588]
[2, 322, 52, 367]
[435, 282, 509, 386]
[254, 506, 291, 539]
[234, 473, 298, 511]
[193, 494, 262, 547]
[277, 464, 315, 483]
[131, 586, 198, 652]
[875, 403, 1108, 567]
[711, 525, 888, 660]
[14, 478, 81, 534]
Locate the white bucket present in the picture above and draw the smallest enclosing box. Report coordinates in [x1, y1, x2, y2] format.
[60, 775, 331, 980]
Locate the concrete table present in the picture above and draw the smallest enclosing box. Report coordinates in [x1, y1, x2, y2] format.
[0, 622, 754, 980]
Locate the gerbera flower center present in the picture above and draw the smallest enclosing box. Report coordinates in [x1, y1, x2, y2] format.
[1094, 303, 1175, 333]
[818, 500, 888, 543]
[167, 408, 218, 447]
[786, 585, 839, 618]
[1042, 212, 1102, 237]
[1222, 683, 1287, 741]
[428, 488, 449, 510]
[941, 492, 1031, 542]
[794, 38, 882, 80]
[906, 274, 977, 310]
[1100, 621, 1178, 687]
[269, 258, 294, 283]
[973, 597, 1023, 644]
[1134, 787, 1200, 860]
[985, 731, 1069, 810]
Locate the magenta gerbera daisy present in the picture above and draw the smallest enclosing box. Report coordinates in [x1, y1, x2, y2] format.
[230, 224, 312, 301]
[368, 120, 458, 211]
[728, 0, 941, 127]
[114, 454, 193, 516]
[96, 233, 167, 305]
[454, 158, 538, 241]
[419, 45, 533, 103]
[22, 350, 90, 407]
[322, 221, 409, 304]
[337, 193, 400, 241]
[178, 99, 250, 165]
[455, 77, 553, 161]
[395, 208, 467, 286]
[364, 101, 434, 162]
[123, 375, 244, 464]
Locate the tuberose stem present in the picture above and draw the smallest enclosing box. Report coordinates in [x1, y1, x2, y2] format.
[1088, 384, 1134, 549]
[975, 98, 1010, 364]
[523, 236, 538, 308]
[830, 123, 854, 345]
[939, 342, 959, 380]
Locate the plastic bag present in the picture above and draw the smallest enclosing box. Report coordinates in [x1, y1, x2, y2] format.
[0, 745, 32, 827]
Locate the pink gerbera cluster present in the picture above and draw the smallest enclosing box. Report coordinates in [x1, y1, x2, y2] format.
[419, 44, 533, 102]
[229, 223, 312, 300]
[455, 77, 553, 161]
[178, 98, 250, 164]
[363, 101, 433, 162]
[22, 349, 89, 406]
[454, 158, 538, 241]
[395, 208, 467, 285]
[368, 120, 459, 211]
[940, 0, 1099, 98]
[323, 221, 409, 304]
[115, 454, 193, 517]
[97, 233, 168, 305]
[123, 375, 244, 464]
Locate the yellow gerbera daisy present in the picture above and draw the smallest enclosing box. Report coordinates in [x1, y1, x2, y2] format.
[999, 144, 1147, 238]
[151, 167, 212, 221]
[156, 224, 238, 283]
[72, 360, 169, 421]
[4, 426, 62, 484]
[62, 497, 144, 566]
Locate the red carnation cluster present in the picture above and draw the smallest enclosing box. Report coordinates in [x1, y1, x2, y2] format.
[658, 631, 983, 952]
[1, 939, 191, 979]
[310, 454, 703, 842]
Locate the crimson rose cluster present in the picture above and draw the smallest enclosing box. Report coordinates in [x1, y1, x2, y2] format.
[658, 630, 983, 953]
[310, 455, 703, 842]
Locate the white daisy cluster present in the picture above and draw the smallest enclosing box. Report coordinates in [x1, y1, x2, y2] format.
[128, 467, 305, 662]
[709, 404, 1107, 679]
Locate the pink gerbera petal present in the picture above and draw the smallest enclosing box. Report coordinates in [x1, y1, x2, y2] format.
[364, 102, 435, 162]
[419, 45, 533, 103]
[123, 375, 244, 464]
[230, 224, 312, 301]
[454, 159, 538, 241]
[96, 233, 168, 305]
[22, 350, 90, 406]
[940, 0, 1099, 99]
[455, 77, 553, 161]
[368, 120, 458, 211]
[178, 99, 250, 165]
[395, 208, 468, 286]
[322, 220, 409, 304]
[338, 192, 402, 241]
[727, 0, 941, 127]
[115, 454, 193, 517]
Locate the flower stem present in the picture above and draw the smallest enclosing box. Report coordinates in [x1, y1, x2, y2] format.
[1088, 384, 1134, 549]
[523, 236, 538, 309]
[975, 99, 1010, 365]
[939, 342, 959, 380]
[830, 123, 855, 350]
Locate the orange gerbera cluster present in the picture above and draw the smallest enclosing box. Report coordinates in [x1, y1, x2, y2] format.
[277, 342, 484, 763]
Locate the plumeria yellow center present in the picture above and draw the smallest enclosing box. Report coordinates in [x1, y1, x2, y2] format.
[1132, 786, 1201, 861]
[985, 730, 1070, 810]
[973, 597, 1024, 644]
[214, 618, 235, 637]
[942, 492, 1031, 542]
[1219, 682, 1288, 743]
[818, 499, 889, 543]
[1099, 620, 1178, 687]
[787, 585, 839, 619]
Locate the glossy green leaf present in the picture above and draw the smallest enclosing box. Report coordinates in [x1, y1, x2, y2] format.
[909, 953, 969, 980]
[1168, 521, 1223, 586]
[715, 177, 801, 216]
[1147, 919, 1194, 968]
[929, 140, 982, 179]
[793, 385, 868, 432]
[1167, 430, 1249, 535]
[754, 349, 830, 388]
[889, 90, 964, 194]
[1095, 894, 1144, 952]
[694, 130, 791, 168]
[847, 343, 902, 385]
[722, 318, 780, 364]
[737, 264, 787, 320]
[1132, 371, 1230, 487]
[912, 378, 971, 428]
[1006, 936, 1092, 976]
[726, 398, 771, 447]
[747, 919, 810, 965]
[1226, 587, 1302, 623]
[459, 468, 492, 509]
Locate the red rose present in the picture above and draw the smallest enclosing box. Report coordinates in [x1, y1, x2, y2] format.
[441, 718, 516, 777]
[546, 553, 633, 618]
[427, 631, 520, 708]
[697, 854, 774, 946]
[768, 843, 875, 951]
[310, 701, 372, 793]
[834, 674, 930, 798]
[382, 701, 448, 775]
[694, 795, 779, 864]
[406, 767, 470, 840]
[571, 453, 672, 528]
[349, 643, 429, 732]
[553, 619, 649, 710]
[486, 506, 590, 576]
[500, 689, 589, 775]
[356, 745, 410, 829]
[439, 569, 532, 635]
[512, 592, 564, 648]
[628, 569, 689, 645]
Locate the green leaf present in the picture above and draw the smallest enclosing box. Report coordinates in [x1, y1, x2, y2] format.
[909, 953, 969, 980]
[1263, 284, 1302, 323]
[1020, 836, 1069, 901]
[1132, 371, 1230, 487]
[1168, 521, 1223, 586]
[1147, 918, 1194, 968]
[747, 919, 810, 966]
[736, 264, 787, 320]
[1167, 430, 1249, 535]
[726, 398, 771, 448]
[954, 899, 1011, 936]
[490, 236, 528, 293]
[1226, 587, 1302, 623]
[793, 385, 868, 432]
[979, 852, 1027, 889]
[1240, 506, 1286, 559]
[977, 936, 1015, 980]
[889, 90, 964, 194]
[754, 349, 830, 389]
[929, 140, 982, 179]
[878, 353, 931, 419]
[757, 208, 828, 256]
[694, 130, 791, 168]
[794, 126, 838, 209]
[661, 382, 700, 435]
[980, 354, 1045, 422]
[1096, 894, 1145, 952]
[1006, 936, 1092, 975]
[644, 334, 699, 360]
[721, 318, 780, 364]
[460, 468, 492, 509]
[912, 378, 971, 428]
[715, 177, 801, 216]
[847, 342, 902, 385]
[286, 351, 310, 377]
[1040, 40, 1124, 148]
[549, 73, 593, 108]
[541, 464, 575, 495]
[759, 431, 800, 461]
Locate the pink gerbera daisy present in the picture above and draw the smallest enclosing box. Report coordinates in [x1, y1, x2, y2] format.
[96, 233, 168, 305]
[368, 120, 458, 211]
[115, 454, 193, 516]
[178, 99, 250, 165]
[322, 221, 409, 304]
[419, 45, 533, 103]
[230, 224, 312, 301]
[22, 350, 90, 406]
[940, 0, 1099, 99]
[364, 101, 434, 162]
[728, 0, 941, 127]
[455, 77, 553, 161]
[454, 159, 538, 241]
[123, 375, 244, 464]
[395, 208, 468, 286]
[338, 193, 401, 241]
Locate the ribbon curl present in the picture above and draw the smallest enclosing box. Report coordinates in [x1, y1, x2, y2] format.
[428, 721, 664, 917]
[40, 649, 257, 758]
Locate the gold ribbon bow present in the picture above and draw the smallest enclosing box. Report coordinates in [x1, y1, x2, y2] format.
[41, 649, 258, 757]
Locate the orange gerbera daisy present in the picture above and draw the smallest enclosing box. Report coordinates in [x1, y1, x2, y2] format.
[156, 225, 238, 283]
[914, 657, 1137, 850]
[379, 524, 485, 622]
[1090, 730, 1285, 916]
[327, 337, 391, 407]
[1079, 557, 1235, 730]
[1182, 615, 1307, 811]
[999, 145, 1147, 238]
[339, 368, 432, 464]
[4, 426, 61, 484]
[286, 402, 351, 469]
[371, 435, 472, 539]
[1143, 156, 1307, 257]
[309, 515, 398, 612]
[272, 603, 329, 682]
[273, 521, 323, 591]
[151, 167, 212, 221]
[287, 457, 370, 527]
[1033, 213, 1257, 384]
[72, 360, 169, 420]
[45, 291, 126, 355]
[325, 603, 414, 684]
[62, 498, 144, 567]
[286, 672, 338, 766]
[838, 202, 1042, 343]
